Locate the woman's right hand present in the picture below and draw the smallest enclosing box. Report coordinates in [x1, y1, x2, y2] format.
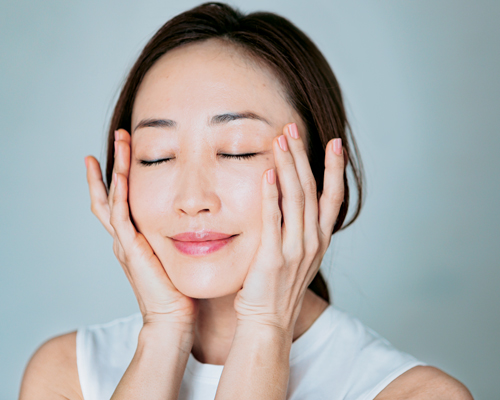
[85, 129, 198, 330]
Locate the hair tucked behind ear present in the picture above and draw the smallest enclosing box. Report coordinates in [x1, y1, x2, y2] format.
[106, 2, 365, 304]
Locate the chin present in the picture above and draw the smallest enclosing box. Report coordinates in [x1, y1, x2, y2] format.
[174, 279, 242, 299]
[166, 262, 245, 299]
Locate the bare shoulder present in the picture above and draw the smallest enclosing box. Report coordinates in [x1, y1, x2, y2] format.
[19, 331, 83, 400]
[374, 366, 473, 400]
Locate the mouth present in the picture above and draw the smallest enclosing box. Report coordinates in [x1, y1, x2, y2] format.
[171, 231, 235, 241]
[171, 235, 238, 256]
[170, 231, 239, 256]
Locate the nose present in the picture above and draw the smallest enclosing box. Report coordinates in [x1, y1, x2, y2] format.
[173, 162, 221, 217]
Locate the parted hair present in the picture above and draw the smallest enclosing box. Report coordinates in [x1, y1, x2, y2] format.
[105, 2, 365, 303]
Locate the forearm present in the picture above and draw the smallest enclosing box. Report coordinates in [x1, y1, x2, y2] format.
[215, 323, 292, 400]
[111, 323, 194, 400]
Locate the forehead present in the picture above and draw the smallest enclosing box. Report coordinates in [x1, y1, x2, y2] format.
[132, 39, 293, 127]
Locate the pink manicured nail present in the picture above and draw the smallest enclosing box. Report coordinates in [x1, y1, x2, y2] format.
[288, 123, 299, 139]
[266, 169, 275, 184]
[114, 130, 119, 141]
[333, 138, 342, 155]
[278, 135, 288, 151]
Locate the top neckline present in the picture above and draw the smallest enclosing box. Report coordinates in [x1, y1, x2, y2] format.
[184, 304, 344, 381]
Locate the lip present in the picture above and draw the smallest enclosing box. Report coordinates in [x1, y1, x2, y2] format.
[170, 231, 238, 256]
[171, 231, 235, 241]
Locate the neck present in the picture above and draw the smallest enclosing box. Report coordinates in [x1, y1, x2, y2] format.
[190, 289, 329, 365]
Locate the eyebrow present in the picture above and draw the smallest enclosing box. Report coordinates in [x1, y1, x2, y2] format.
[133, 111, 271, 133]
[133, 118, 176, 132]
[210, 112, 271, 126]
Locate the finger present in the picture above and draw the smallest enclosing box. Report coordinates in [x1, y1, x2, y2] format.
[110, 171, 138, 248]
[284, 123, 320, 252]
[108, 129, 139, 249]
[260, 168, 282, 258]
[85, 155, 114, 235]
[318, 138, 345, 237]
[114, 131, 131, 183]
[109, 129, 131, 214]
[107, 133, 118, 210]
[273, 134, 305, 259]
[115, 128, 131, 145]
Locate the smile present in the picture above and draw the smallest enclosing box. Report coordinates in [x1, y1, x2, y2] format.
[171, 235, 238, 256]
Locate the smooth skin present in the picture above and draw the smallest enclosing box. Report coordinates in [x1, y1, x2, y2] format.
[19, 39, 473, 400]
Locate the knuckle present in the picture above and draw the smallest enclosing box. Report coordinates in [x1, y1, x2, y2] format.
[331, 189, 345, 207]
[267, 188, 280, 202]
[295, 142, 308, 154]
[306, 234, 320, 254]
[289, 247, 304, 264]
[109, 211, 120, 228]
[292, 189, 305, 208]
[270, 253, 286, 269]
[112, 188, 120, 203]
[112, 241, 120, 258]
[303, 176, 317, 196]
[113, 240, 128, 263]
[281, 156, 295, 168]
[269, 208, 282, 225]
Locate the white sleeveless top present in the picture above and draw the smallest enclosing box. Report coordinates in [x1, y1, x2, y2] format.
[76, 305, 427, 400]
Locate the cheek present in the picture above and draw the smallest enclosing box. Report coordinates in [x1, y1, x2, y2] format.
[128, 169, 169, 233]
[223, 169, 263, 221]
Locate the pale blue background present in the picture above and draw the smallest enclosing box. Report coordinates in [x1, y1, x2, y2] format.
[1, 1, 499, 399]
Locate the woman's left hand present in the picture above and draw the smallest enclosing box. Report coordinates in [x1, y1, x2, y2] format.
[233, 122, 345, 335]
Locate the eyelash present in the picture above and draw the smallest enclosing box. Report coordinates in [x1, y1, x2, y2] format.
[140, 153, 258, 166]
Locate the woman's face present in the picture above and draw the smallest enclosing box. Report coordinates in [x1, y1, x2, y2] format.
[129, 39, 305, 299]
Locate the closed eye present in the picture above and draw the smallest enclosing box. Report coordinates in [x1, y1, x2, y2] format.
[140, 153, 258, 167]
[220, 153, 258, 160]
[140, 158, 171, 166]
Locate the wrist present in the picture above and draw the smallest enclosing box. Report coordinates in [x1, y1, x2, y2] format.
[234, 320, 293, 349]
[140, 321, 195, 354]
[236, 315, 294, 337]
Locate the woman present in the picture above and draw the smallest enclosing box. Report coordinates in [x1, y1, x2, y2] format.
[19, 3, 473, 399]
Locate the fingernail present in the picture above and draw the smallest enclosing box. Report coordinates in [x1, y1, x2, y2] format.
[333, 138, 343, 155]
[288, 123, 299, 139]
[266, 169, 275, 184]
[114, 130, 119, 141]
[278, 135, 288, 151]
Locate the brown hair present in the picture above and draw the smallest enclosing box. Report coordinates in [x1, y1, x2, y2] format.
[105, 2, 364, 304]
